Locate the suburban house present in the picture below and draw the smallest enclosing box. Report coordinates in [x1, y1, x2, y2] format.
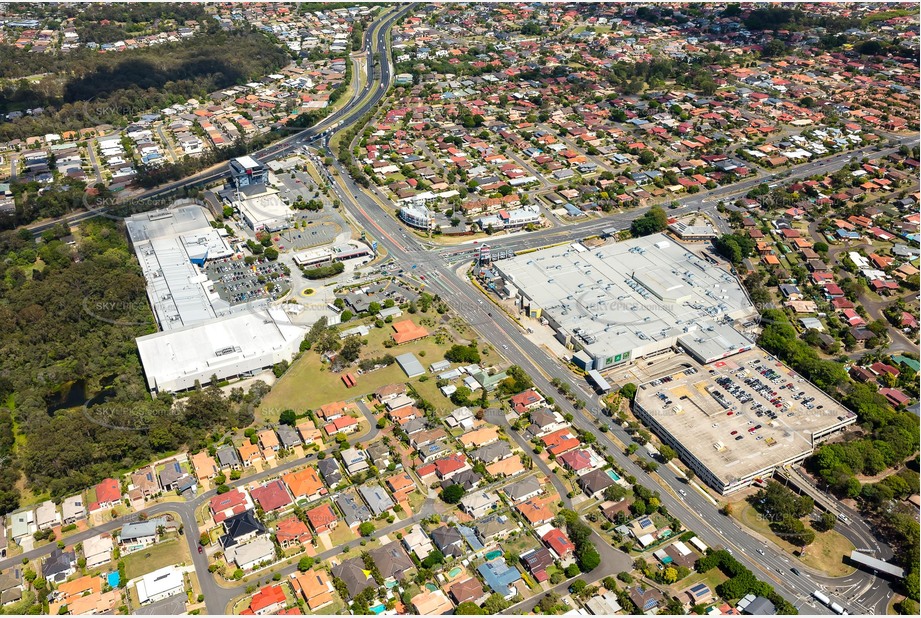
[42, 548, 76, 584]
[449, 577, 487, 606]
[136, 566, 184, 605]
[61, 495, 86, 525]
[190, 451, 220, 480]
[541, 527, 576, 561]
[474, 513, 518, 544]
[401, 525, 435, 560]
[216, 445, 243, 470]
[460, 491, 499, 518]
[629, 585, 664, 613]
[250, 480, 292, 513]
[386, 472, 417, 503]
[292, 569, 336, 611]
[282, 467, 327, 502]
[359, 484, 395, 516]
[431, 525, 467, 559]
[521, 547, 555, 582]
[411, 589, 454, 615]
[370, 542, 415, 583]
[274, 517, 312, 549]
[577, 468, 616, 499]
[305, 503, 338, 534]
[477, 558, 521, 599]
[119, 517, 168, 553]
[509, 389, 545, 413]
[91, 478, 121, 511]
[331, 558, 376, 599]
[82, 534, 114, 569]
[317, 458, 343, 487]
[503, 476, 542, 503]
[335, 492, 372, 528]
[209, 489, 252, 524]
[244, 584, 286, 615]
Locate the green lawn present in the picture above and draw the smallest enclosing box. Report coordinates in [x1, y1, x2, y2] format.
[735, 502, 855, 577]
[259, 315, 461, 418]
[122, 538, 189, 580]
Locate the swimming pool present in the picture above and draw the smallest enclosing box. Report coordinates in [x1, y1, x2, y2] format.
[448, 566, 463, 578]
[425, 583, 438, 592]
[370, 603, 386, 615]
[485, 549, 503, 561]
[606, 469, 621, 482]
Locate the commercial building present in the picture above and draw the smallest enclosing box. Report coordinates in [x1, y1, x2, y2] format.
[136, 566, 184, 605]
[490, 233, 756, 371]
[633, 349, 857, 494]
[125, 205, 236, 331]
[232, 184, 291, 233]
[293, 242, 373, 268]
[399, 204, 434, 230]
[136, 307, 304, 393]
[229, 155, 268, 189]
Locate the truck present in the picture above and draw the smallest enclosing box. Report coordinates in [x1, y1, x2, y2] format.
[830, 602, 847, 615]
[812, 591, 831, 606]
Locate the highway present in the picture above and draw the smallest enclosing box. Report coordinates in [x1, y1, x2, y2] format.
[25, 3, 413, 236]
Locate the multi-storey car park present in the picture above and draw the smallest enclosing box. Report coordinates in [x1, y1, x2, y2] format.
[633, 348, 857, 495]
[489, 233, 758, 371]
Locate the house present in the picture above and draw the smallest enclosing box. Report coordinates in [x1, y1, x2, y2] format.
[91, 478, 121, 510]
[880, 388, 911, 408]
[61, 494, 86, 525]
[443, 469, 481, 493]
[221, 510, 268, 550]
[510, 389, 545, 413]
[431, 525, 466, 559]
[521, 547, 555, 582]
[340, 446, 370, 476]
[517, 497, 554, 526]
[470, 441, 512, 463]
[190, 451, 219, 480]
[335, 492, 372, 528]
[487, 456, 526, 478]
[82, 534, 114, 568]
[9, 510, 35, 543]
[578, 469, 616, 498]
[629, 585, 664, 612]
[449, 577, 487, 606]
[238, 442, 262, 466]
[244, 584, 286, 615]
[740, 595, 777, 615]
[370, 542, 415, 582]
[558, 449, 596, 475]
[386, 472, 417, 503]
[276, 425, 302, 450]
[527, 409, 567, 437]
[275, 516, 312, 549]
[445, 406, 476, 430]
[34, 501, 59, 530]
[324, 415, 360, 436]
[374, 383, 407, 402]
[42, 548, 76, 583]
[542, 428, 580, 455]
[460, 491, 499, 518]
[503, 476, 542, 503]
[293, 569, 335, 611]
[210, 489, 251, 524]
[541, 528, 576, 561]
[602, 499, 632, 523]
[136, 566, 184, 605]
[296, 420, 323, 446]
[474, 513, 518, 544]
[0, 569, 22, 606]
[477, 558, 521, 599]
[459, 427, 499, 449]
[305, 503, 338, 534]
[250, 480, 292, 512]
[318, 458, 343, 487]
[358, 484, 395, 516]
[411, 589, 454, 615]
[391, 319, 429, 344]
[402, 524, 435, 560]
[331, 558, 375, 599]
[283, 467, 327, 502]
[366, 441, 392, 468]
[216, 445, 243, 470]
[433, 453, 471, 480]
[119, 517, 168, 553]
[684, 582, 713, 606]
[158, 460, 196, 494]
[225, 535, 276, 571]
[586, 590, 623, 615]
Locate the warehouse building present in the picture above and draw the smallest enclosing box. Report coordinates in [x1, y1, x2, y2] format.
[633, 348, 856, 495]
[491, 234, 757, 371]
[137, 307, 304, 393]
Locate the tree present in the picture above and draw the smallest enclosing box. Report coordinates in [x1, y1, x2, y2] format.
[564, 564, 581, 578]
[297, 556, 315, 571]
[264, 247, 279, 261]
[279, 409, 297, 426]
[630, 207, 668, 237]
[570, 579, 587, 594]
[658, 445, 677, 463]
[620, 383, 637, 400]
[814, 512, 837, 533]
[358, 522, 375, 537]
[340, 336, 363, 363]
[455, 602, 485, 615]
[441, 484, 466, 504]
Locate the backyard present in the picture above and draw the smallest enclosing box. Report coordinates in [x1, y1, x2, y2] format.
[122, 538, 190, 580]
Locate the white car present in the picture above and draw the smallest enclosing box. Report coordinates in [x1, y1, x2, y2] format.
[679, 489, 687, 496]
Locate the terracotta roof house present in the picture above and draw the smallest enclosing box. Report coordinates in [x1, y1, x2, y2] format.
[305, 503, 338, 534]
[190, 451, 219, 480]
[244, 585, 286, 615]
[250, 480, 292, 512]
[210, 489, 250, 524]
[509, 389, 545, 413]
[275, 516, 312, 549]
[386, 472, 417, 502]
[283, 467, 326, 502]
[542, 527, 576, 560]
[459, 427, 499, 449]
[91, 479, 121, 511]
[517, 497, 554, 526]
[411, 589, 454, 615]
[293, 569, 335, 611]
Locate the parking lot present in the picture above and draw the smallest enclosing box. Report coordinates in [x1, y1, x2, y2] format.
[634, 348, 857, 491]
[205, 256, 291, 306]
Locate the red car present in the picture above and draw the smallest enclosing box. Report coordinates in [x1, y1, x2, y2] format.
[198, 546, 203, 554]
[730, 430, 738, 435]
